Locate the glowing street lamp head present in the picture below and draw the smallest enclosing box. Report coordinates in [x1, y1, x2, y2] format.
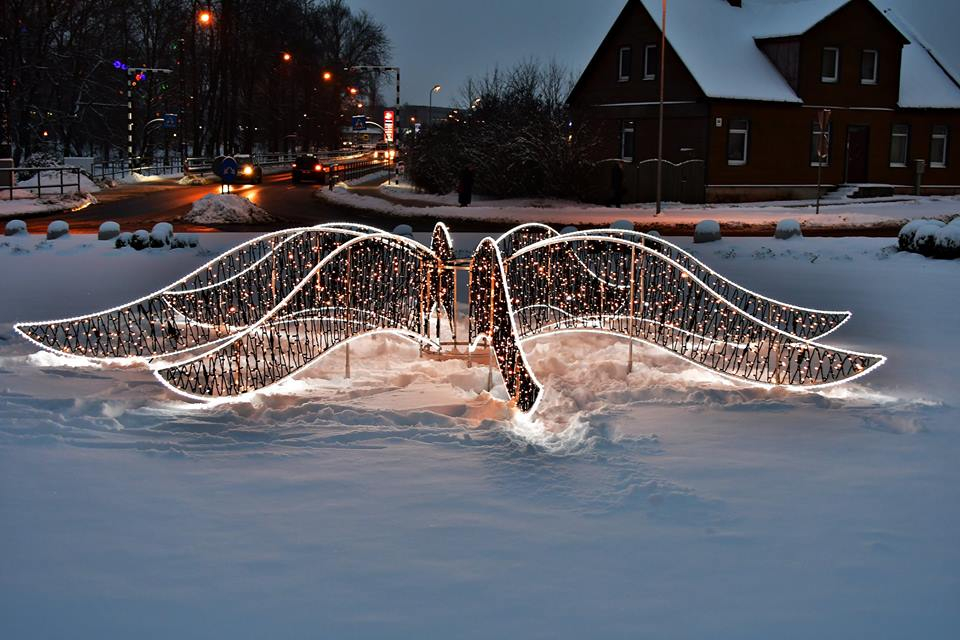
[198, 10, 212, 26]
[432, 84, 442, 93]
[282, 52, 292, 62]
[348, 87, 358, 96]
[322, 71, 333, 82]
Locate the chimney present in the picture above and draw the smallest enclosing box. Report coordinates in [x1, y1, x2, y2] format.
[728, 0, 742, 7]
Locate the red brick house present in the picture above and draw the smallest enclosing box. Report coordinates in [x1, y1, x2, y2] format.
[568, 0, 960, 203]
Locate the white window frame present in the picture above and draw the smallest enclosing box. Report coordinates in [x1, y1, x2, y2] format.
[618, 47, 632, 82]
[727, 119, 749, 166]
[890, 124, 910, 168]
[821, 47, 840, 83]
[861, 49, 878, 85]
[931, 125, 948, 168]
[620, 121, 635, 162]
[810, 122, 831, 167]
[643, 44, 658, 81]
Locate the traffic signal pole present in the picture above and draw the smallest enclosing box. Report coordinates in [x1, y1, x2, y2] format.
[127, 67, 173, 171]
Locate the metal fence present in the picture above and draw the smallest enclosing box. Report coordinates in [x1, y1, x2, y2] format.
[2, 166, 83, 201]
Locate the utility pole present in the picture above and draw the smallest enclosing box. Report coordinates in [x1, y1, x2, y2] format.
[655, 0, 667, 216]
[348, 65, 401, 139]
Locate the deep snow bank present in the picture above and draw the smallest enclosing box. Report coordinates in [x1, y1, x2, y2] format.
[184, 193, 276, 224]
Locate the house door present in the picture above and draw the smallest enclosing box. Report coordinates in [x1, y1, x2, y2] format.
[845, 125, 870, 183]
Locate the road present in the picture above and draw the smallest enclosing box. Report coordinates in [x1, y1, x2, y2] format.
[20, 171, 522, 235]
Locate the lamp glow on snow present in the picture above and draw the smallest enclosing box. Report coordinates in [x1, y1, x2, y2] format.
[14, 223, 885, 414]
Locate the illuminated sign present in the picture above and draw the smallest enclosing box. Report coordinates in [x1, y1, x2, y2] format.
[384, 110, 395, 143]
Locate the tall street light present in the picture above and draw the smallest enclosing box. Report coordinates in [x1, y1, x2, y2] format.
[429, 84, 441, 127]
[655, 0, 666, 216]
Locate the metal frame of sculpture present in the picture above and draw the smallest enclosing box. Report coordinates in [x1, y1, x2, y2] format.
[15, 222, 886, 414]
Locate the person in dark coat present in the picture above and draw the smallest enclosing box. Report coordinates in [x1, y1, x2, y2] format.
[610, 160, 624, 208]
[458, 164, 475, 207]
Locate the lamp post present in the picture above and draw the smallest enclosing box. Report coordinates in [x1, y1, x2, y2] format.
[429, 84, 441, 127]
[655, 0, 666, 216]
[127, 67, 173, 170]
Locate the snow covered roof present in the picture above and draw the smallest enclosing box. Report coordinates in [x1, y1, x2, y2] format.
[881, 7, 960, 108]
[634, 0, 803, 103]
[623, 0, 960, 108]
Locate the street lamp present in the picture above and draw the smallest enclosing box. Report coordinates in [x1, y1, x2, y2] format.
[197, 10, 212, 26]
[322, 71, 333, 82]
[429, 84, 441, 127]
[282, 52, 292, 63]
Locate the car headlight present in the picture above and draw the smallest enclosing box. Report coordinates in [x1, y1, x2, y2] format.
[242, 166, 253, 176]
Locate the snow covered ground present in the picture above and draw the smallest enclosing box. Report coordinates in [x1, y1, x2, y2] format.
[322, 178, 960, 231]
[0, 231, 957, 638]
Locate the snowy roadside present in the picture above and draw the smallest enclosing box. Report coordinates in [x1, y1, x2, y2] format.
[0, 191, 97, 219]
[319, 178, 960, 232]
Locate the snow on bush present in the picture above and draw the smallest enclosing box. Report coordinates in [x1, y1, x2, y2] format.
[933, 224, 960, 259]
[898, 218, 957, 257]
[392, 224, 414, 238]
[150, 222, 174, 247]
[115, 232, 133, 248]
[774, 218, 803, 240]
[4, 219, 27, 236]
[170, 234, 199, 249]
[694, 220, 722, 244]
[98, 221, 120, 241]
[611, 219, 634, 231]
[646, 229, 662, 238]
[16, 150, 60, 180]
[46, 220, 69, 239]
[184, 194, 275, 224]
[129, 230, 150, 251]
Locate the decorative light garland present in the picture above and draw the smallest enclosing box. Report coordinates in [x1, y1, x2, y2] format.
[15, 223, 886, 414]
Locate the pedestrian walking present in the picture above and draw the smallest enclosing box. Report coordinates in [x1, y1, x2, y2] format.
[611, 160, 624, 208]
[458, 164, 475, 207]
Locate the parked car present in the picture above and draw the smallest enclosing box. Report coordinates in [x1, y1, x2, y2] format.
[233, 154, 263, 184]
[291, 154, 327, 183]
[373, 142, 397, 162]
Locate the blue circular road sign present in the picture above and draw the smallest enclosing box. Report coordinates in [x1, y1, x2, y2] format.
[220, 156, 239, 184]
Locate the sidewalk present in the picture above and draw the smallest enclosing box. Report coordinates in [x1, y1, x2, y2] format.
[318, 177, 960, 236]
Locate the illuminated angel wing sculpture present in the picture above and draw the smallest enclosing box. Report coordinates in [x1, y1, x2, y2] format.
[16, 223, 885, 413]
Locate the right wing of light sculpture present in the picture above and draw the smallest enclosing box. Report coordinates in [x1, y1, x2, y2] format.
[500, 235, 884, 406]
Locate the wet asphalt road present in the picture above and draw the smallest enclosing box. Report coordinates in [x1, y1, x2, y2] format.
[19, 172, 520, 235]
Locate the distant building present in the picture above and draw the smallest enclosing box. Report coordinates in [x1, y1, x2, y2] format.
[569, 0, 960, 202]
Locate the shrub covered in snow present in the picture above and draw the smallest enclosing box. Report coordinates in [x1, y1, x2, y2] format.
[898, 218, 957, 258]
[150, 222, 174, 247]
[46, 220, 69, 240]
[774, 219, 803, 240]
[184, 194, 275, 224]
[646, 229, 662, 238]
[170, 234, 199, 249]
[560, 226, 578, 235]
[98, 221, 120, 241]
[17, 150, 61, 180]
[694, 220, 722, 244]
[129, 230, 151, 251]
[392, 224, 414, 239]
[115, 232, 133, 248]
[4, 219, 27, 236]
[611, 219, 633, 231]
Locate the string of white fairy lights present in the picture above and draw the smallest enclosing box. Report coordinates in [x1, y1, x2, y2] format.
[15, 222, 885, 414]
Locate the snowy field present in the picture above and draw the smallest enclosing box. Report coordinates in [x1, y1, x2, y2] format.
[0, 231, 958, 638]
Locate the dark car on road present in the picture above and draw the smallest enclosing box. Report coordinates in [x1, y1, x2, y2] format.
[233, 154, 263, 184]
[291, 154, 327, 183]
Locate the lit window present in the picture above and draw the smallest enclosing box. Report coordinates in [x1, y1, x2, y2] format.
[618, 47, 632, 82]
[643, 44, 658, 81]
[861, 50, 878, 85]
[620, 121, 635, 162]
[821, 47, 840, 83]
[931, 125, 948, 168]
[727, 119, 749, 166]
[810, 121, 832, 167]
[890, 124, 910, 167]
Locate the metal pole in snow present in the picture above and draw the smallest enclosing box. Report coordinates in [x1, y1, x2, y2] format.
[655, 0, 666, 216]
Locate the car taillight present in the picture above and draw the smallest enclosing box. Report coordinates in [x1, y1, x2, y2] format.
[323, 166, 330, 173]
[292, 163, 297, 168]
[314, 164, 322, 171]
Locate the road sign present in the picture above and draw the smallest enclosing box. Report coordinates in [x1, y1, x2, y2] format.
[352, 115, 367, 131]
[817, 109, 832, 160]
[162, 113, 178, 129]
[384, 110, 395, 143]
[220, 156, 239, 184]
